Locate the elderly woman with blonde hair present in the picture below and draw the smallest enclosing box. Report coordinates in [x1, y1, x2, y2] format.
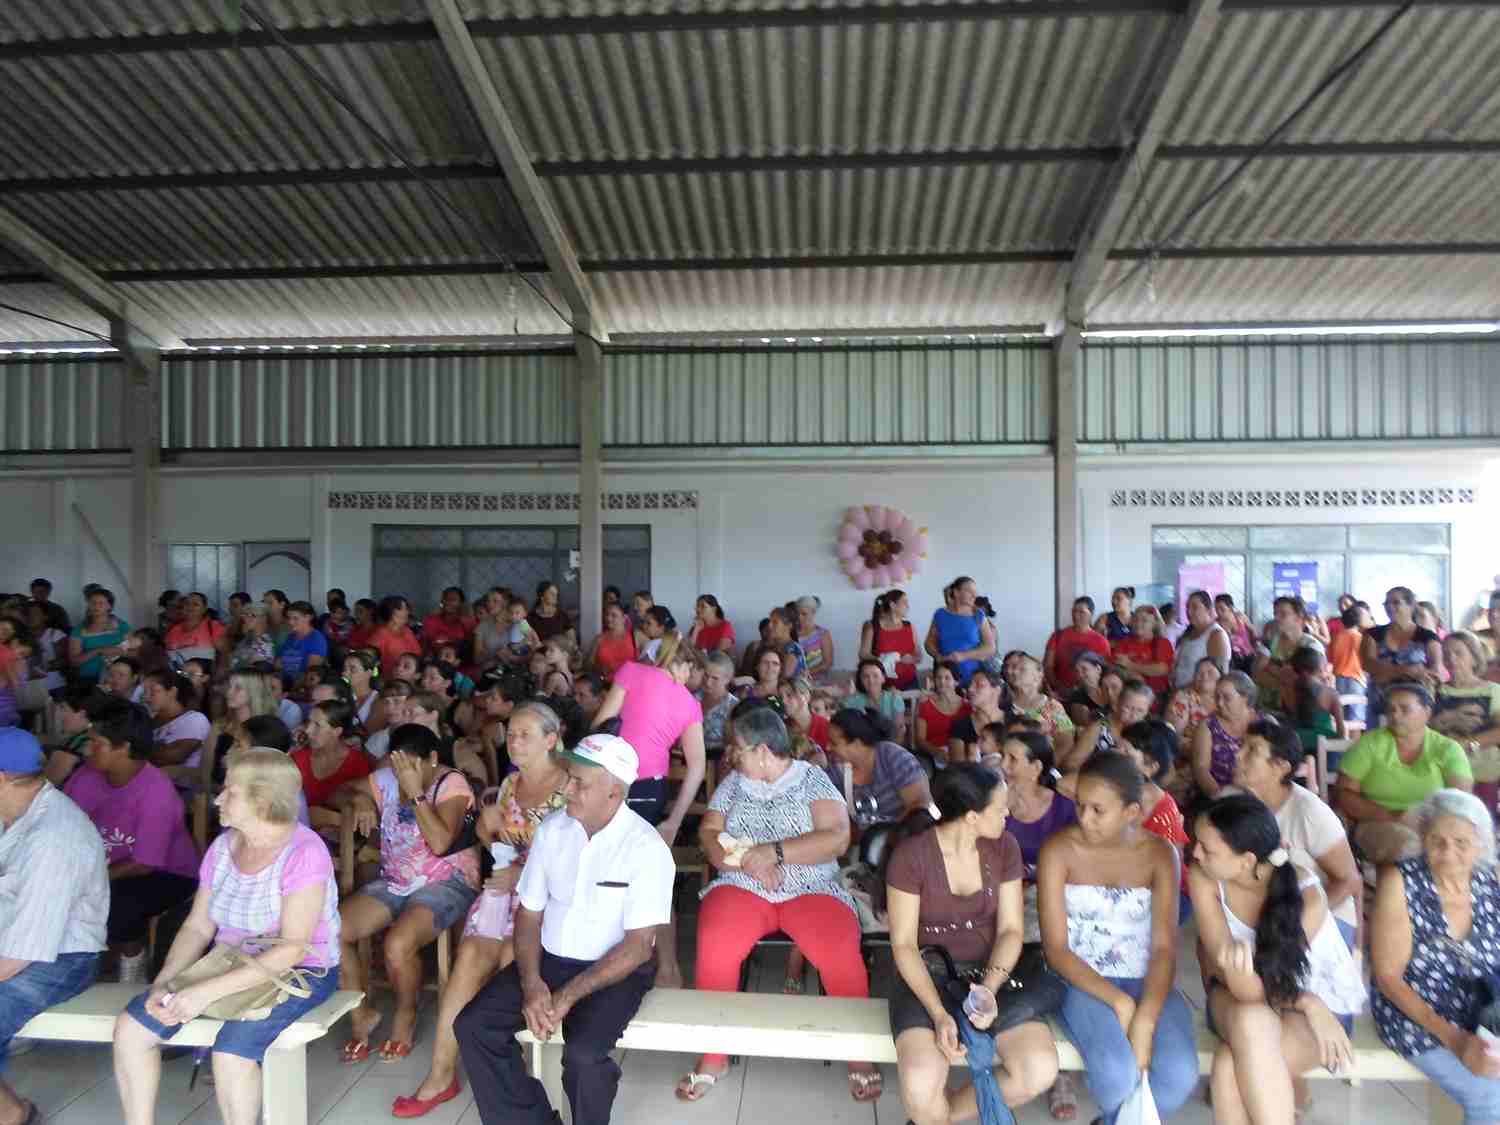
[1372, 789, 1500, 1123]
[113, 748, 341, 1125]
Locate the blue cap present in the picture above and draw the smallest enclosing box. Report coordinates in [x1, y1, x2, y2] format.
[0, 727, 44, 773]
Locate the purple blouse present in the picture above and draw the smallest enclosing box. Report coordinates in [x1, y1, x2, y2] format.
[1007, 791, 1077, 882]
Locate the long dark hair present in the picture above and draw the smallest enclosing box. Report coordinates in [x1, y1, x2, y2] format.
[1077, 750, 1144, 808]
[1004, 730, 1059, 791]
[830, 707, 892, 747]
[1199, 794, 1309, 1008]
[875, 762, 1003, 913]
[1290, 646, 1326, 727]
[871, 589, 905, 635]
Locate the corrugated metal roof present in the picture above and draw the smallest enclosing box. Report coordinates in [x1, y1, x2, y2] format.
[1089, 254, 1500, 325]
[0, 283, 110, 343]
[0, 1, 429, 42]
[552, 161, 1104, 260]
[1166, 7, 1500, 145]
[0, 40, 486, 179]
[589, 262, 1063, 332]
[480, 13, 1174, 163]
[117, 275, 571, 339]
[0, 179, 536, 269]
[1131, 154, 1500, 249]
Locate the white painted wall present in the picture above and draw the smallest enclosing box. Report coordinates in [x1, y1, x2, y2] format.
[6, 447, 1496, 659]
[1078, 450, 1500, 629]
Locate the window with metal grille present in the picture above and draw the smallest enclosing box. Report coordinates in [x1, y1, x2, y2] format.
[167, 544, 243, 617]
[1151, 524, 1449, 625]
[371, 525, 651, 619]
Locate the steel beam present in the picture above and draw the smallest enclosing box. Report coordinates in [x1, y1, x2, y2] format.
[114, 317, 164, 626]
[0, 203, 183, 347]
[2, 140, 1497, 197]
[576, 332, 604, 647]
[425, 0, 603, 339]
[1053, 328, 1081, 623]
[1064, 0, 1225, 327]
[0, 0, 1486, 61]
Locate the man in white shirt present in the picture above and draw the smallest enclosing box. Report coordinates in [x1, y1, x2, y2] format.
[0, 728, 109, 1125]
[456, 733, 675, 1125]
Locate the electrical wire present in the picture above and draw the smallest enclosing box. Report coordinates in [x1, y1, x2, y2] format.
[235, 0, 586, 340]
[1086, 0, 1417, 321]
[0, 300, 111, 341]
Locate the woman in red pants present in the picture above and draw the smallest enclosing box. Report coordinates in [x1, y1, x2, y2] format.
[675, 701, 881, 1105]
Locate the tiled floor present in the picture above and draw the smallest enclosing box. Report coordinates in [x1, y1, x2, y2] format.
[7, 912, 1440, 1124]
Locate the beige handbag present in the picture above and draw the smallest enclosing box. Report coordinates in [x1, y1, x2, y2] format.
[167, 940, 326, 1022]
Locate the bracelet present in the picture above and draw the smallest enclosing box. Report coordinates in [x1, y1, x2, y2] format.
[774, 840, 785, 866]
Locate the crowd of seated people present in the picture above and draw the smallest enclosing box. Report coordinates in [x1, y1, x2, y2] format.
[1, 572, 1500, 1125]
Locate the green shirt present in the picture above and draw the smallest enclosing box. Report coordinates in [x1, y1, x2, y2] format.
[1339, 726, 1472, 813]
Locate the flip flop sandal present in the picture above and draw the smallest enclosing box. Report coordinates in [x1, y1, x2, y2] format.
[378, 1038, 416, 1062]
[1048, 1073, 1080, 1121]
[340, 1039, 372, 1064]
[847, 1068, 883, 1102]
[675, 1071, 720, 1103]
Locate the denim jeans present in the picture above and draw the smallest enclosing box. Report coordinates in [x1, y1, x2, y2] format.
[1059, 977, 1199, 1123]
[0, 952, 100, 1069]
[1409, 1045, 1500, 1123]
[1334, 676, 1367, 724]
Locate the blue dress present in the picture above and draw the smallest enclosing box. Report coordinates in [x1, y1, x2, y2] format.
[932, 609, 983, 685]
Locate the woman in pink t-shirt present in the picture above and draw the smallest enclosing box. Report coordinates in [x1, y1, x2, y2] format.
[114, 749, 340, 1125]
[591, 640, 706, 989]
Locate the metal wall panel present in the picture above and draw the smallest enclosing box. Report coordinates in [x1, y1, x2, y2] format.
[0, 355, 126, 450]
[1080, 337, 1500, 443]
[161, 351, 578, 449]
[604, 343, 1050, 446]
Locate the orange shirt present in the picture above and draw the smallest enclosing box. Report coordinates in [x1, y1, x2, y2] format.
[1327, 628, 1364, 681]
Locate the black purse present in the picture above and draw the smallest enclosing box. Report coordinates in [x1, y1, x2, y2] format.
[920, 942, 1067, 1033]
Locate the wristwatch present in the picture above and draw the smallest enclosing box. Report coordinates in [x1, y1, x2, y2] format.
[773, 840, 785, 866]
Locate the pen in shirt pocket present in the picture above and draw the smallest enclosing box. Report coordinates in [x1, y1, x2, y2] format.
[596, 880, 629, 887]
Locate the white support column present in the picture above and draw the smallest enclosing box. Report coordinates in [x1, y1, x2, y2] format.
[1053, 328, 1081, 623]
[577, 332, 604, 647]
[113, 318, 164, 626]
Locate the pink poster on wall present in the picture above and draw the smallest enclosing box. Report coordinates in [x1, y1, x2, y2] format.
[1177, 562, 1226, 618]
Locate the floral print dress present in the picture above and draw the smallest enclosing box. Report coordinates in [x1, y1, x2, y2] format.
[463, 770, 567, 939]
[1065, 884, 1154, 978]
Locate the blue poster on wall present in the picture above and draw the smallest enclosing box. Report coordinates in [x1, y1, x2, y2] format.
[1273, 562, 1319, 616]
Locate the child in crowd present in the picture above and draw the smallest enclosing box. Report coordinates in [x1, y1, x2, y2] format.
[435, 643, 475, 697]
[1121, 720, 1189, 848]
[393, 651, 421, 686]
[809, 689, 838, 718]
[506, 596, 539, 659]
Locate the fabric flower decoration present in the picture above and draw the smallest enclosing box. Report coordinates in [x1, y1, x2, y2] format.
[835, 505, 928, 590]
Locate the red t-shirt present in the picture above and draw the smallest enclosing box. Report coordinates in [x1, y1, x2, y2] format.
[348, 624, 378, 652]
[164, 618, 225, 655]
[1111, 635, 1174, 699]
[292, 743, 374, 809]
[917, 697, 970, 751]
[872, 622, 920, 690]
[1143, 790, 1188, 846]
[371, 626, 422, 679]
[807, 713, 830, 751]
[695, 619, 736, 653]
[1048, 627, 1112, 691]
[421, 613, 474, 655]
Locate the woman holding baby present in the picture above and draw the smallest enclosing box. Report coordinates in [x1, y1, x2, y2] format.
[677, 700, 881, 1105]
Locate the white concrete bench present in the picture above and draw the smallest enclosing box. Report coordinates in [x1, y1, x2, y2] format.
[15, 982, 363, 1125]
[520, 989, 1460, 1124]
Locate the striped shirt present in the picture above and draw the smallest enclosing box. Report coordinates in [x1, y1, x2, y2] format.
[0, 782, 108, 962]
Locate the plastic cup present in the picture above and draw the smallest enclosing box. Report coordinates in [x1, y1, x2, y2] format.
[963, 983, 997, 1023]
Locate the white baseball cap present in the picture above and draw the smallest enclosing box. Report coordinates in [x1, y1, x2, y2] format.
[562, 733, 639, 786]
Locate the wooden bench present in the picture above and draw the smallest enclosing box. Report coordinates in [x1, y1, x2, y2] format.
[15, 982, 363, 1125]
[519, 989, 1460, 1125]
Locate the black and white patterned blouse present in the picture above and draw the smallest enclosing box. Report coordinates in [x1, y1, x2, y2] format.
[703, 760, 855, 912]
[1373, 856, 1500, 1057]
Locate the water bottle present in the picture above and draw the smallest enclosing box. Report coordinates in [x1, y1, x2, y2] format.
[963, 982, 997, 1024]
[472, 842, 520, 938]
[490, 841, 518, 870]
